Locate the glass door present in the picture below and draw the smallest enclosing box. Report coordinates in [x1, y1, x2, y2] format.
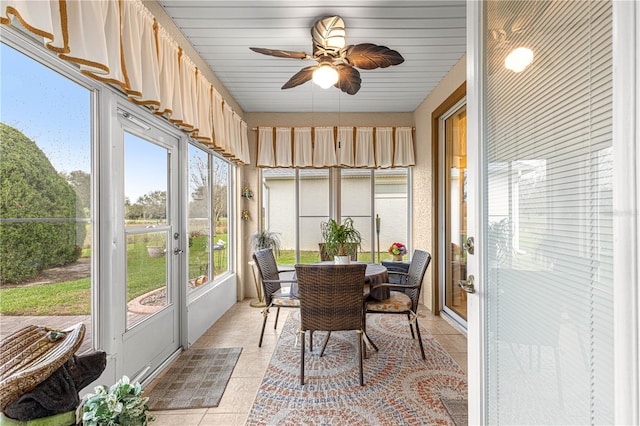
[118, 109, 182, 381]
[466, 1, 615, 423]
[440, 101, 468, 325]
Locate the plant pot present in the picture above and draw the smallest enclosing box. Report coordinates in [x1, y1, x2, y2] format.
[393, 254, 403, 261]
[146, 245, 166, 258]
[334, 255, 351, 264]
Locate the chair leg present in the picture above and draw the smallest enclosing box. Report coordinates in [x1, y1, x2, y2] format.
[300, 330, 306, 385]
[273, 307, 281, 329]
[407, 312, 416, 339]
[319, 331, 331, 357]
[258, 308, 270, 348]
[414, 317, 426, 360]
[309, 330, 313, 352]
[357, 330, 364, 386]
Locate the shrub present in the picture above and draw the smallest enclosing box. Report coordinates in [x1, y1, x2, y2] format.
[0, 123, 85, 284]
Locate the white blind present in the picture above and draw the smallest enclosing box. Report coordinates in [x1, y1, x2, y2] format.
[484, 1, 613, 424]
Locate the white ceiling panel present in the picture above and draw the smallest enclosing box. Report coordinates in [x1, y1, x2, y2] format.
[157, 1, 466, 113]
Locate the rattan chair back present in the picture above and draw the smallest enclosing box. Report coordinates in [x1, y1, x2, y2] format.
[404, 250, 432, 312]
[295, 263, 367, 332]
[252, 248, 281, 306]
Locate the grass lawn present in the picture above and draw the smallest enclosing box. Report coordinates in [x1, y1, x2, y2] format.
[1, 233, 228, 316]
[1, 278, 91, 315]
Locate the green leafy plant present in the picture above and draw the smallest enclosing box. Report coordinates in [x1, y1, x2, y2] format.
[249, 229, 282, 256]
[0, 122, 85, 284]
[320, 217, 362, 257]
[79, 375, 154, 426]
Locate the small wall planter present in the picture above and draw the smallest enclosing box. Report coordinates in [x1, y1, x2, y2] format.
[146, 245, 166, 258]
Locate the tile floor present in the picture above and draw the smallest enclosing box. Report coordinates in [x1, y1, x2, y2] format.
[148, 299, 467, 425]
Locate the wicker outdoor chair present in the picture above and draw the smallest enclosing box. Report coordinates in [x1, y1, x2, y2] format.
[366, 250, 432, 359]
[253, 248, 299, 347]
[295, 263, 368, 386]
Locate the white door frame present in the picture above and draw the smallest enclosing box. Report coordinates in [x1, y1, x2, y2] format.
[612, 1, 639, 424]
[438, 97, 468, 329]
[466, 1, 640, 424]
[465, 1, 485, 423]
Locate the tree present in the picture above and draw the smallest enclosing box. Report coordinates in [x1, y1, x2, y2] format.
[135, 190, 166, 220]
[0, 122, 84, 284]
[63, 170, 90, 216]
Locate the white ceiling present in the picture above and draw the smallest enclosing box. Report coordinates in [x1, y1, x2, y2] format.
[157, 1, 466, 113]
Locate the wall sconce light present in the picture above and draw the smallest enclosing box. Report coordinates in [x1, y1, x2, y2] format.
[241, 209, 251, 221]
[504, 47, 534, 72]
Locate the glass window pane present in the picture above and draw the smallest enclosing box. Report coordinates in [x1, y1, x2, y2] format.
[0, 43, 93, 352]
[188, 144, 211, 290]
[212, 157, 229, 276]
[375, 168, 409, 262]
[341, 169, 372, 262]
[124, 134, 169, 329]
[124, 133, 167, 225]
[262, 168, 295, 264]
[299, 169, 329, 264]
[126, 231, 168, 329]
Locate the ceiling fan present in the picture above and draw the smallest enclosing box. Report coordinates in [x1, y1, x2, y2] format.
[249, 16, 404, 95]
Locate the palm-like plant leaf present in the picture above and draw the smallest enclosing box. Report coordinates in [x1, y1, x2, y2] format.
[281, 65, 317, 89]
[334, 64, 361, 95]
[342, 43, 404, 70]
[249, 47, 310, 60]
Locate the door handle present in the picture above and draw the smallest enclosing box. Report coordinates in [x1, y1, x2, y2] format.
[173, 248, 184, 255]
[458, 275, 475, 293]
[463, 236, 474, 254]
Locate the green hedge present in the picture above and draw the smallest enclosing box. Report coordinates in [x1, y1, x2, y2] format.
[0, 123, 85, 284]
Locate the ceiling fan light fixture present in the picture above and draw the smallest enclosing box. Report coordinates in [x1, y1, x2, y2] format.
[505, 47, 534, 72]
[312, 64, 339, 89]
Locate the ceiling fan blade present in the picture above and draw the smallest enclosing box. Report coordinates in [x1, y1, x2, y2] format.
[334, 64, 361, 95]
[249, 47, 311, 60]
[342, 43, 404, 70]
[282, 65, 318, 90]
[311, 16, 346, 56]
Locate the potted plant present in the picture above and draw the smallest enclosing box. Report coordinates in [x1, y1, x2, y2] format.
[320, 217, 362, 264]
[78, 375, 154, 425]
[248, 230, 282, 307]
[146, 233, 166, 258]
[249, 229, 282, 256]
[388, 242, 407, 261]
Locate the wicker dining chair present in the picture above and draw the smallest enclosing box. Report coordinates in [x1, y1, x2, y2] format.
[366, 250, 432, 359]
[253, 248, 299, 347]
[295, 263, 368, 386]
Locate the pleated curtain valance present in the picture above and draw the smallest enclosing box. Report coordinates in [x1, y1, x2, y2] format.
[256, 126, 415, 168]
[0, 0, 250, 164]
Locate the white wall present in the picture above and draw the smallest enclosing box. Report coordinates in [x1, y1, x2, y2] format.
[413, 55, 467, 311]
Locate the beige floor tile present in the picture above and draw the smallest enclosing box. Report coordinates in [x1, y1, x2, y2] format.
[449, 351, 468, 373]
[151, 412, 205, 426]
[199, 412, 248, 425]
[434, 333, 468, 353]
[209, 377, 263, 413]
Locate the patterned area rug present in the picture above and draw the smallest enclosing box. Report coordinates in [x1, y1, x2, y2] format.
[147, 347, 241, 410]
[247, 313, 467, 425]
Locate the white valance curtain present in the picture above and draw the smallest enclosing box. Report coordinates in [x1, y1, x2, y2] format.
[257, 126, 415, 168]
[0, 0, 250, 164]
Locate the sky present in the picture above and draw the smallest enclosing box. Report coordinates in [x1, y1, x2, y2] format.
[1, 42, 170, 203]
[1, 43, 91, 173]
